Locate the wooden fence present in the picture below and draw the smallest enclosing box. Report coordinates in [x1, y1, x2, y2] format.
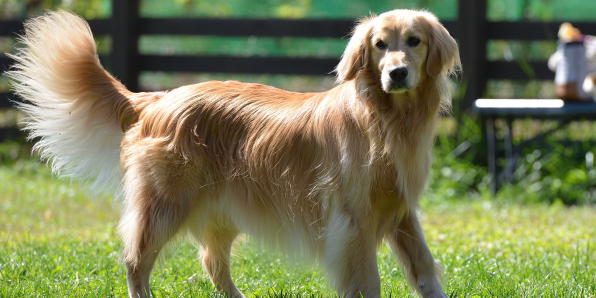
[1, 0, 596, 139]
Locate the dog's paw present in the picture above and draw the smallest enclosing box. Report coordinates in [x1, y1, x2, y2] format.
[416, 274, 447, 298]
[419, 289, 448, 298]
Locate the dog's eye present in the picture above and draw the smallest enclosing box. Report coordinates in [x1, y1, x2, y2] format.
[375, 40, 387, 50]
[407, 36, 421, 47]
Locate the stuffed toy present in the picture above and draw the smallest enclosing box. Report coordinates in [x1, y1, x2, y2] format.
[548, 22, 596, 101]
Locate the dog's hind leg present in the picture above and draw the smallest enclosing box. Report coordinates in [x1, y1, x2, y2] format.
[197, 221, 244, 298]
[119, 157, 197, 298]
[121, 192, 195, 298]
[124, 241, 160, 298]
[120, 192, 194, 298]
[385, 210, 447, 298]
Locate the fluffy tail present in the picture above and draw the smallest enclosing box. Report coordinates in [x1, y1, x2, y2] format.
[5, 11, 139, 197]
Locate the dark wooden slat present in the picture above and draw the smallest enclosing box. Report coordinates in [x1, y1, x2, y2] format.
[88, 19, 112, 36]
[572, 22, 596, 36]
[0, 92, 21, 108]
[442, 21, 457, 39]
[139, 55, 339, 75]
[0, 20, 23, 36]
[140, 18, 457, 39]
[1, 56, 13, 71]
[486, 60, 553, 80]
[140, 18, 355, 38]
[487, 21, 596, 40]
[487, 21, 558, 40]
[0, 127, 23, 141]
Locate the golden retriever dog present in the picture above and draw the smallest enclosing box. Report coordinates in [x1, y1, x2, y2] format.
[6, 9, 460, 298]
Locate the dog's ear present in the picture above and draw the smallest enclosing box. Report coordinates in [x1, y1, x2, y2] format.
[335, 16, 375, 83]
[423, 15, 461, 78]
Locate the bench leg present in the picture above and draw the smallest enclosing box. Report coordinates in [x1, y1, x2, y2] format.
[486, 116, 498, 194]
[504, 117, 514, 183]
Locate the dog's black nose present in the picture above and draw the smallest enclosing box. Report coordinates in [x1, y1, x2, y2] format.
[389, 67, 408, 82]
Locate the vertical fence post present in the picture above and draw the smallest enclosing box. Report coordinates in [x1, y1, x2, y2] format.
[111, 0, 140, 92]
[458, 0, 487, 113]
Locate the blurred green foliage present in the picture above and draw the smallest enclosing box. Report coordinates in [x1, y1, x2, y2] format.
[0, 139, 29, 164]
[488, 0, 596, 21]
[140, 0, 458, 19]
[2, 0, 595, 21]
[496, 138, 596, 205]
[428, 116, 596, 205]
[139, 36, 347, 58]
[0, 0, 110, 19]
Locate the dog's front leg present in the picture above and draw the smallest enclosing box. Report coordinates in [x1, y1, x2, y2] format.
[323, 211, 381, 298]
[385, 210, 447, 298]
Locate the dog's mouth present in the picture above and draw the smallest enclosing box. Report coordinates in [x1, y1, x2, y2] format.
[386, 82, 411, 93]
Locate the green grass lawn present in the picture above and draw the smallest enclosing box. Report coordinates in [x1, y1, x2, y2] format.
[1, 159, 595, 297]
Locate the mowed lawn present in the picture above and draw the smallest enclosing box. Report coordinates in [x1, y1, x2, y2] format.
[1, 159, 595, 297]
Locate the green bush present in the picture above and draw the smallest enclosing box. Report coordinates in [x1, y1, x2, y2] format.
[0, 137, 32, 165]
[427, 116, 596, 206]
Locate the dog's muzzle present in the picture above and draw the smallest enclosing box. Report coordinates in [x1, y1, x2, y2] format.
[388, 66, 410, 91]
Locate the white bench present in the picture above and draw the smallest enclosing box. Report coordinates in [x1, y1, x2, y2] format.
[474, 99, 596, 193]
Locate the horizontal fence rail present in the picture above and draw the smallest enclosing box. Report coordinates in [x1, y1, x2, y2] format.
[487, 61, 551, 80]
[140, 18, 355, 37]
[138, 18, 457, 38]
[486, 21, 596, 40]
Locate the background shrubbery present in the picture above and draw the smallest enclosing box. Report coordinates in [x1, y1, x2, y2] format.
[428, 116, 596, 205]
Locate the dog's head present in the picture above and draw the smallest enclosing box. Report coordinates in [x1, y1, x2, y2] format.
[335, 10, 461, 93]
